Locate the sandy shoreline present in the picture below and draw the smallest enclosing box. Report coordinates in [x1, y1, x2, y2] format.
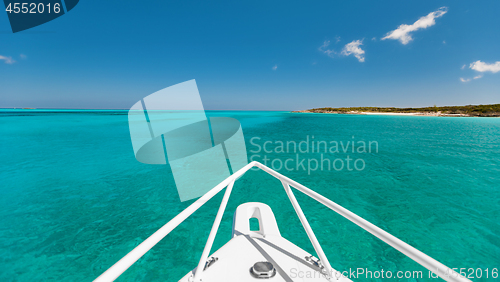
[360, 112, 458, 116]
[293, 110, 473, 117]
[362, 112, 431, 116]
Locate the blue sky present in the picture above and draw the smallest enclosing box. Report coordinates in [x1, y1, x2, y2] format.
[1, 0, 499, 110]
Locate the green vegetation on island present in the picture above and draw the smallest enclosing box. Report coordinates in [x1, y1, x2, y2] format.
[294, 104, 500, 117]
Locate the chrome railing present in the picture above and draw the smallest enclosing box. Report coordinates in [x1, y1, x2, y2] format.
[94, 161, 471, 282]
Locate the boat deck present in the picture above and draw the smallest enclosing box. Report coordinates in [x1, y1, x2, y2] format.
[180, 233, 351, 282]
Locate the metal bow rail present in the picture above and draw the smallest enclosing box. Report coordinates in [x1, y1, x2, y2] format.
[94, 161, 471, 282]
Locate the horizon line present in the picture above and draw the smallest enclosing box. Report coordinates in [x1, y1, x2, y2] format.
[0, 107, 291, 111]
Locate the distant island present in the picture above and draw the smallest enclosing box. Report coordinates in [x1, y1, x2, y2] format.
[293, 104, 500, 117]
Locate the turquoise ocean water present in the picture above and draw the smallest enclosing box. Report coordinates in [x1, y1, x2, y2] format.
[0, 110, 499, 281]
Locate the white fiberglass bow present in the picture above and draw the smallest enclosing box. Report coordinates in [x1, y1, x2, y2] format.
[94, 161, 471, 282]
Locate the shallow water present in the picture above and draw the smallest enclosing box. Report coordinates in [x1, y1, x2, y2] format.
[0, 110, 499, 281]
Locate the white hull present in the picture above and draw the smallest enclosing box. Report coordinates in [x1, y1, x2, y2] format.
[180, 202, 351, 282]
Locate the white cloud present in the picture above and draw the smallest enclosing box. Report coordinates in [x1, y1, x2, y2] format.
[318, 40, 336, 58]
[461, 64, 466, 70]
[469, 60, 500, 73]
[335, 36, 341, 43]
[382, 7, 448, 45]
[371, 37, 377, 41]
[0, 55, 15, 64]
[473, 74, 483, 80]
[319, 39, 366, 62]
[341, 40, 365, 62]
[272, 64, 278, 71]
[460, 78, 470, 83]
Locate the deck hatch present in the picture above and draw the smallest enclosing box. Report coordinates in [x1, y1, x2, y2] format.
[250, 262, 276, 279]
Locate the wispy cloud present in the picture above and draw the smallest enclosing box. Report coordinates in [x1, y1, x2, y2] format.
[0, 55, 15, 64]
[272, 64, 278, 71]
[318, 40, 336, 58]
[382, 7, 448, 45]
[461, 64, 466, 70]
[20, 54, 27, 59]
[460, 66, 486, 82]
[335, 36, 341, 43]
[341, 40, 365, 62]
[469, 60, 500, 73]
